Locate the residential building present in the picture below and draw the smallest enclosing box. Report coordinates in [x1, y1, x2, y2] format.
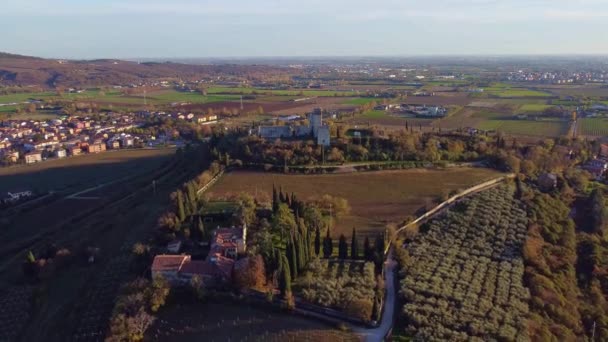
[211, 225, 247, 258]
[68, 146, 82, 156]
[107, 140, 120, 149]
[55, 149, 67, 158]
[25, 152, 42, 164]
[86, 143, 106, 154]
[151, 254, 234, 287]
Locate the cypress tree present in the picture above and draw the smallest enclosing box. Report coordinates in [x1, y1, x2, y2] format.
[323, 228, 333, 258]
[314, 228, 321, 256]
[351, 227, 358, 259]
[272, 184, 278, 213]
[338, 234, 348, 259]
[197, 216, 206, 240]
[364, 236, 373, 261]
[279, 253, 291, 296]
[176, 190, 186, 222]
[288, 233, 298, 279]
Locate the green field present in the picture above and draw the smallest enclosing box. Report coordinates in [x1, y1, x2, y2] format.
[208, 168, 503, 236]
[0, 92, 56, 104]
[481, 84, 552, 98]
[207, 86, 358, 97]
[578, 118, 608, 137]
[477, 119, 569, 137]
[519, 104, 552, 112]
[360, 110, 389, 118]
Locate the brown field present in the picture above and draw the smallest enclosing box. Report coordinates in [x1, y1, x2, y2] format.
[208, 168, 503, 236]
[539, 85, 608, 98]
[403, 93, 472, 106]
[147, 301, 359, 342]
[0, 148, 175, 193]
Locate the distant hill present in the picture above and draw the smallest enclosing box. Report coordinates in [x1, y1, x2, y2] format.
[0, 52, 292, 88]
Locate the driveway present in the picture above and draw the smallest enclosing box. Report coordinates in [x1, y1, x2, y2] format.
[354, 249, 397, 342]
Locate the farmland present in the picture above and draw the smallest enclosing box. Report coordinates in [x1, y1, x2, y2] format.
[207, 86, 359, 97]
[297, 259, 378, 322]
[0, 148, 175, 193]
[577, 118, 608, 137]
[0, 146, 210, 341]
[481, 84, 552, 98]
[476, 119, 569, 137]
[519, 103, 552, 112]
[146, 300, 358, 342]
[398, 185, 529, 341]
[207, 168, 503, 236]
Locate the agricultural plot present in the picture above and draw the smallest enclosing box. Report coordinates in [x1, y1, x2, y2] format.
[207, 87, 359, 97]
[399, 185, 530, 341]
[0, 148, 175, 193]
[208, 168, 503, 236]
[343, 97, 382, 106]
[519, 104, 552, 112]
[297, 259, 376, 320]
[476, 119, 568, 137]
[577, 118, 608, 137]
[482, 84, 551, 98]
[0, 287, 33, 341]
[146, 301, 357, 341]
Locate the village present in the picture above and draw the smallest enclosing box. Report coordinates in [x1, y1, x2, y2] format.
[0, 110, 218, 166]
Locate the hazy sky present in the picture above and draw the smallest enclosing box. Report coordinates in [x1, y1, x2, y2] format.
[1, 0, 608, 59]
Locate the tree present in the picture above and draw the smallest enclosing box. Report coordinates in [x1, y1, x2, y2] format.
[233, 255, 266, 290]
[351, 228, 358, 259]
[176, 190, 186, 222]
[303, 205, 324, 232]
[272, 184, 279, 213]
[278, 253, 291, 296]
[147, 275, 170, 312]
[272, 203, 296, 240]
[314, 228, 321, 256]
[364, 236, 373, 261]
[323, 228, 333, 258]
[589, 189, 608, 234]
[338, 234, 348, 259]
[345, 299, 373, 323]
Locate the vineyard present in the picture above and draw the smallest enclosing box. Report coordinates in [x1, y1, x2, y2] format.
[577, 118, 608, 137]
[298, 259, 377, 321]
[398, 185, 530, 341]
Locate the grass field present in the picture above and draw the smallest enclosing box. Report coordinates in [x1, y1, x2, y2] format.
[481, 84, 552, 98]
[146, 300, 358, 342]
[476, 119, 569, 137]
[519, 104, 552, 112]
[208, 87, 359, 97]
[208, 168, 503, 236]
[578, 118, 608, 137]
[0, 148, 175, 193]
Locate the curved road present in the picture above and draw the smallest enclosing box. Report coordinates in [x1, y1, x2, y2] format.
[355, 249, 397, 342]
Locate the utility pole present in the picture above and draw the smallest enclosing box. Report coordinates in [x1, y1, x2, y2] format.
[143, 89, 147, 107]
[152, 180, 156, 195]
[240, 95, 244, 110]
[592, 321, 596, 341]
[322, 146, 325, 165]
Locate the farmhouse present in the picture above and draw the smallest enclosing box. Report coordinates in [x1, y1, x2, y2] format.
[583, 159, 608, 180]
[151, 254, 234, 287]
[210, 225, 247, 258]
[25, 152, 42, 164]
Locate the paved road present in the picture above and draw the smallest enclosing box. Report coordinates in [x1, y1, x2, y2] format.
[355, 249, 397, 342]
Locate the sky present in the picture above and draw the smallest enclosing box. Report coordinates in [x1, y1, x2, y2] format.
[1, 0, 608, 59]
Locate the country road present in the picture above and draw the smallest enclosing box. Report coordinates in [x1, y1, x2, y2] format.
[354, 249, 397, 342]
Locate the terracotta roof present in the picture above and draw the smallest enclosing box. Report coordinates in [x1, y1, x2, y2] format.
[151, 255, 189, 272]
